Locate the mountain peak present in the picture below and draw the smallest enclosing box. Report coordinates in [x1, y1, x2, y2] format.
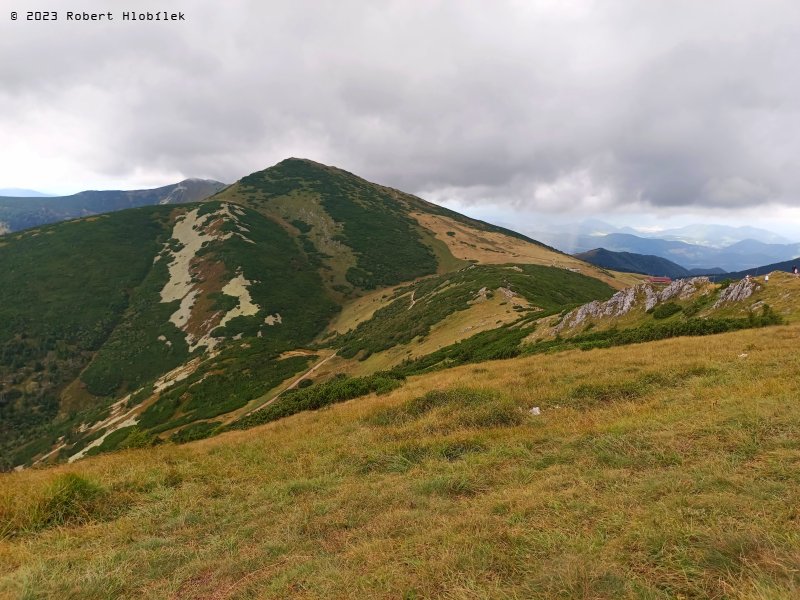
[179, 177, 227, 185]
[266, 157, 362, 181]
[273, 157, 332, 171]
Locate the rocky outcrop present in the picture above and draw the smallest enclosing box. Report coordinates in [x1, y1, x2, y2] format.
[659, 278, 708, 303]
[556, 277, 711, 332]
[713, 277, 760, 308]
[559, 300, 604, 330]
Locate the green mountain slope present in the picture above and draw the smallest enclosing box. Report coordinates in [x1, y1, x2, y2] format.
[0, 201, 335, 468]
[0, 208, 175, 467]
[214, 158, 440, 293]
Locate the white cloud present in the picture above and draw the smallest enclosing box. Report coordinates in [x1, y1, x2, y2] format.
[0, 0, 798, 218]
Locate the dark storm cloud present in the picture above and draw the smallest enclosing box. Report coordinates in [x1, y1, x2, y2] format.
[2, 0, 799, 211]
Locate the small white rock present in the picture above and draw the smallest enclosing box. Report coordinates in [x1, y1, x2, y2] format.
[529, 407, 541, 416]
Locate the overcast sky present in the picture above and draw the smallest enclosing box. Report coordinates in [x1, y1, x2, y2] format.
[2, 0, 799, 233]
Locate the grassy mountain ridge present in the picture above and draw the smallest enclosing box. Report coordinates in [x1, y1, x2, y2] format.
[368, 274, 788, 380]
[1, 158, 642, 469]
[211, 158, 605, 295]
[230, 158, 552, 246]
[227, 275, 791, 434]
[330, 263, 614, 361]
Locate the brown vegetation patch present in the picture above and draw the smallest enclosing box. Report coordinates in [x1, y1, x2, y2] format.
[279, 350, 318, 359]
[203, 216, 227, 236]
[59, 378, 100, 416]
[183, 258, 227, 341]
[171, 568, 219, 600]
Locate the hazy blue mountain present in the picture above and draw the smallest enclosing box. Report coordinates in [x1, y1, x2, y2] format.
[643, 224, 790, 247]
[688, 267, 727, 276]
[573, 233, 713, 265]
[0, 188, 54, 197]
[716, 240, 800, 271]
[0, 178, 226, 234]
[562, 232, 799, 272]
[722, 257, 800, 280]
[534, 220, 792, 261]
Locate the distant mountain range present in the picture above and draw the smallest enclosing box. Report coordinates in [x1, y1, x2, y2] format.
[578, 233, 800, 272]
[721, 257, 800, 281]
[535, 220, 790, 248]
[532, 225, 800, 272]
[527, 218, 800, 272]
[648, 224, 790, 246]
[0, 188, 54, 197]
[0, 178, 227, 234]
[574, 248, 704, 278]
[575, 241, 800, 281]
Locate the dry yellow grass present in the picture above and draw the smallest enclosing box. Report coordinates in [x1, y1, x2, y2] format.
[2, 324, 800, 598]
[348, 292, 532, 376]
[412, 212, 644, 290]
[716, 271, 800, 321]
[323, 286, 402, 336]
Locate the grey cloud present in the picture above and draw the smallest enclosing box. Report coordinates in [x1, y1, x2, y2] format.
[2, 0, 800, 213]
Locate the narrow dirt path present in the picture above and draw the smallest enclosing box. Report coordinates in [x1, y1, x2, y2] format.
[68, 410, 140, 463]
[408, 290, 417, 310]
[31, 442, 66, 467]
[245, 351, 338, 416]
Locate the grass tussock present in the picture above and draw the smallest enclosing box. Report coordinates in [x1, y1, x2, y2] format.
[367, 387, 525, 432]
[2, 325, 800, 598]
[0, 473, 123, 538]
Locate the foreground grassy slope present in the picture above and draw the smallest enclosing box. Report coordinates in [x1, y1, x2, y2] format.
[2, 324, 799, 598]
